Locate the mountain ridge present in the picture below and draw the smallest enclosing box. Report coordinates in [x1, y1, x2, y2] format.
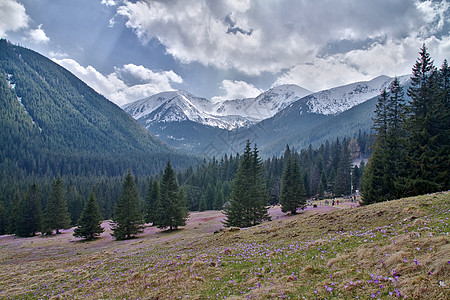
[123, 74, 410, 156]
[0, 39, 194, 178]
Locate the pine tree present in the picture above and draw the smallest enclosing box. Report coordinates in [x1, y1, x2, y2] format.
[8, 190, 21, 235]
[43, 177, 71, 235]
[280, 156, 306, 214]
[362, 90, 390, 205]
[17, 183, 42, 237]
[405, 44, 440, 194]
[111, 171, 144, 240]
[145, 178, 160, 224]
[198, 194, 208, 212]
[224, 141, 270, 227]
[156, 161, 188, 230]
[385, 77, 407, 198]
[73, 191, 104, 240]
[434, 60, 450, 190]
[334, 141, 351, 196]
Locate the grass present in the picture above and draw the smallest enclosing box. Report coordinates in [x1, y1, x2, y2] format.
[0, 192, 449, 299]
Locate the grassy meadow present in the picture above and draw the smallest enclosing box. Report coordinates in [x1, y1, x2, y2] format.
[1, 193, 449, 299]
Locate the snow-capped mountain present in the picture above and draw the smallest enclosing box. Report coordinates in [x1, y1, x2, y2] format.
[213, 84, 312, 120]
[122, 84, 311, 130]
[302, 75, 409, 115]
[122, 75, 410, 155]
[123, 90, 258, 130]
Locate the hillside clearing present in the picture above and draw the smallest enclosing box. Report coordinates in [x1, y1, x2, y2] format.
[0, 193, 449, 299]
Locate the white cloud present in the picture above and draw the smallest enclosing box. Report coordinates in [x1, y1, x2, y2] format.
[52, 58, 183, 106]
[0, 0, 29, 36]
[101, 0, 117, 7]
[275, 34, 450, 91]
[120, 64, 183, 85]
[49, 50, 68, 58]
[28, 24, 49, 44]
[212, 80, 263, 102]
[116, 0, 449, 91]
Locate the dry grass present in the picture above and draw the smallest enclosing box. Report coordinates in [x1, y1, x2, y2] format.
[0, 193, 449, 299]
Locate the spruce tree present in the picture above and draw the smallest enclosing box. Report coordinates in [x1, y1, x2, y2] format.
[73, 191, 104, 240]
[43, 177, 71, 235]
[156, 161, 188, 230]
[224, 141, 270, 227]
[8, 190, 21, 235]
[385, 77, 407, 198]
[405, 44, 440, 194]
[434, 60, 450, 190]
[334, 141, 351, 196]
[17, 183, 42, 237]
[111, 171, 144, 240]
[362, 90, 390, 204]
[145, 178, 160, 224]
[198, 194, 208, 212]
[280, 156, 306, 214]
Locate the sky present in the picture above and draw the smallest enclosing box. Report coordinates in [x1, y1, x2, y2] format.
[1, 0, 449, 106]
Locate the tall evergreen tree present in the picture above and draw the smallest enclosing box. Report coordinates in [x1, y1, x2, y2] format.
[43, 177, 71, 235]
[111, 171, 144, 240]
[224, 141, 270, 227]
[434, 60, 450, 189]
[385, 77, 407, 197]
[156, 161, 188, 230]
[145, 178, 160, 224]
[73, 191, 104, 240]
[334, 141, 352, 196]
[8, 190, 21, 235]
[362, 90, 390, 204]
[405, 44, 440, 194]
[17, 183, 42, 237]
[280, 156, 306, 214]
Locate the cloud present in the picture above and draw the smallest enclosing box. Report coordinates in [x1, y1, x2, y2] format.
[212, 80, 263, 102]
[275, 34, 450, 91]
[101, 0, 117, 6]
[0, 0, 29, 36]
[49, 50, 69, 58]
[27, 24, 49, 44]
[116, 0, 449, 90]
[52, 58, 183, 106]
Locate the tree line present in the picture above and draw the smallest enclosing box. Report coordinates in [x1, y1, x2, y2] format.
[0, 161, 189, 240]
[362, 45, 449, 204]
[0, 132, 368, 236]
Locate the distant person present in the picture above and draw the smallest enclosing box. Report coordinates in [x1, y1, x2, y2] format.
[332, 200, 335, 206]
[337, 200, 339, 205]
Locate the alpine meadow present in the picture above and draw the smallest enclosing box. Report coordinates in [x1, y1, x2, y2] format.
[1, 1, 450, 299]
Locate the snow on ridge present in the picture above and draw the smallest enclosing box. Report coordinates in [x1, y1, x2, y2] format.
[123, 76, 408, 129]
[306, 76, 402, 115]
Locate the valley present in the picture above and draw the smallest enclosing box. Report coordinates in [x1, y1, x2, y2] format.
[1, 193, 448, 299]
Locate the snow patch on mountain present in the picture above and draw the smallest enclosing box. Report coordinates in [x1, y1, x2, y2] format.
[123, 75, 409, 130]
[123, 85, 311, 130]
[305, 75, 405, 115]
[213, 84, 312, 120]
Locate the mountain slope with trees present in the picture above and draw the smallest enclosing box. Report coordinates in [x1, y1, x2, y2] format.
[0, 39, 194, 179]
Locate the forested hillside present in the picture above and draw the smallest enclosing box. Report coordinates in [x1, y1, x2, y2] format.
[0, 40, 198, 227]
[0, 39, 195, 179]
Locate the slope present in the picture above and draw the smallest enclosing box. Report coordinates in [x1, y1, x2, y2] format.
[259, 95, 378, 156]
[0, 39, 192, 177]
[1, 192, 448, 299]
